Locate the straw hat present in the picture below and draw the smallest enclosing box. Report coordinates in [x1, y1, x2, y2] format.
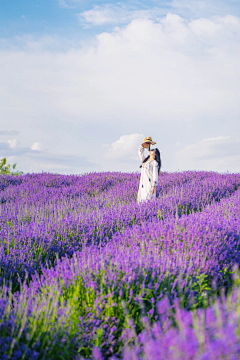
[142, 136, 156, 146]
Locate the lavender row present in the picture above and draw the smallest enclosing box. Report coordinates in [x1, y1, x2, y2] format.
[0, 170, 214, 206]
[1, 172, 240, 288]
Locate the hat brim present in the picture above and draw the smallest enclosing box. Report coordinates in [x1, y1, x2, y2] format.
[142, 141, 156, 146]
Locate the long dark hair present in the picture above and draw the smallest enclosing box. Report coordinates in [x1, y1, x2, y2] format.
[140, 148, 161, 174]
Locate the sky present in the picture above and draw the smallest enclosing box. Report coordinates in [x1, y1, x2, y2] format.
[0, 0, 240, 174]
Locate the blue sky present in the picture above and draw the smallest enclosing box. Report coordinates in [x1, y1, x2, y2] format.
[1, 0, 151, 38]
[0, 0, 240, 174]
[1, 0, 240, 39]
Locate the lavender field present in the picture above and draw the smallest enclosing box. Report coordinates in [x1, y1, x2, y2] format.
[1, 170, 240, 360]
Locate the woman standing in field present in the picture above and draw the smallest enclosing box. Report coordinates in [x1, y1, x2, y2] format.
[137, 136, 161, 204]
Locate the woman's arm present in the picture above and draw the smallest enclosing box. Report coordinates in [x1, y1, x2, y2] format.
[138, 145, 146, 162]
[152, 161, 158, 187]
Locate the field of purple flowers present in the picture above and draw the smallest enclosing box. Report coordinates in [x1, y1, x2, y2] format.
[1, 170, 240, 360]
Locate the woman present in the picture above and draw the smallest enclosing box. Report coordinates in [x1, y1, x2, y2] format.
[137, 136, 161, 204]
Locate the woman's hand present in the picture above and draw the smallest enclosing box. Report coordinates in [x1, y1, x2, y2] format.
[151, 186, 155, 195]
[142, 142, 150, 149]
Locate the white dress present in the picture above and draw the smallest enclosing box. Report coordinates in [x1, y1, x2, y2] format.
[137, 145, 159, 204]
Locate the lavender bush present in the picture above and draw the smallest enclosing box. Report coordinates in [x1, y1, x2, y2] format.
[0, 171, 240, 359]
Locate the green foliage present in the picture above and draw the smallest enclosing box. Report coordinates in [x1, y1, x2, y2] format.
[190, 273, 212, 309]
[57, 265, 218, 357]
[0, 157, 23, 175]
[0, 283, 74, 360]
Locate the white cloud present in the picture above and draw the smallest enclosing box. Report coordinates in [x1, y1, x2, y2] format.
[170, 0, 213, 14]
[79, 5, 122, 26]
[174, 135, 240, 172]
[74, 0, 240, 26]
[0, 139, 18, 151]
[170, 0, 240, 18]
[78, 4, 165, 26]
[31, 142, 41, 151]
[58, 0, 75, 9]
[189, 14, 240, 40]
[102, 133, 144, 161]
[19, 150, 93, 174]
[0, 142, 92, 174]
[1, 14, 240, 124]
[0, 129, 20, 135]
[8, 139, 17, 149]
